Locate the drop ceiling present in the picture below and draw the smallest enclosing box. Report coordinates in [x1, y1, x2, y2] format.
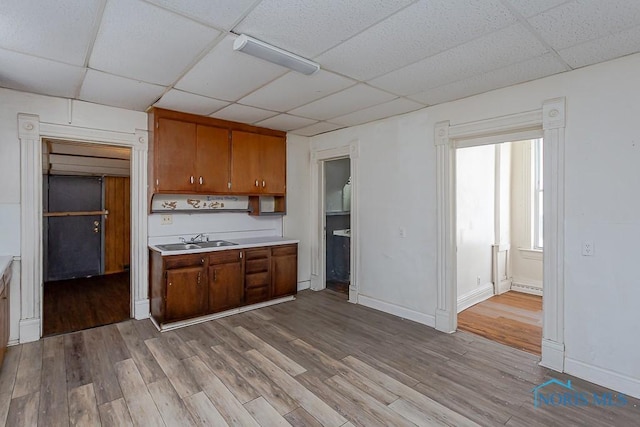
[2, 0, 640, 136]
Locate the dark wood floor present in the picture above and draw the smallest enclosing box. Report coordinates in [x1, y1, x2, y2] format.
[43, 272, 130, 337]
[2, 289, 636, 426]
[326, 280, 349, 295]
[458, 291, 542, 355]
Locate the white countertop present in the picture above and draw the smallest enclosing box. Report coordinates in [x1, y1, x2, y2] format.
[149, 236, 299, 256]
[0, 256, 12, 277]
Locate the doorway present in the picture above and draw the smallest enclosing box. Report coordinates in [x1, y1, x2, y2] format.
[324, 158, 351, 297]
[455, 139, 544, 355]
[42, 140, 131, 336]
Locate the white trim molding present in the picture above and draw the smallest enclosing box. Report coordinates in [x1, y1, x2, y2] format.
[565, 358, 640, 400]
[359, 295, 435, 328]
[457, 283, 494, 313]
[434, 98, 566, 373]
[18, 113, 149, 343]
[310, 141, 360, 303]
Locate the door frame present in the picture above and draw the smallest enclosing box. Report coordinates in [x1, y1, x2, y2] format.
[310, 141, 359, 303]
[18, 113, 149, 343]
[434, 98, 566, 372]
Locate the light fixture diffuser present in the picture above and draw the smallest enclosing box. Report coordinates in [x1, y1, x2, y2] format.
[233, 34, 320, 75]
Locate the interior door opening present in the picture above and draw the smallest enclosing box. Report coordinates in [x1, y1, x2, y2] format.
[324, 158, 351, 298]
[455, 138, 544, 355]
[42, 139, 132, 336]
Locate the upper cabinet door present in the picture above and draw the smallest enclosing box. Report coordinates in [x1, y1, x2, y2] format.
[260, 134, 286, 195]
[230, 130, 261, 193]
[196, 125, 230, 194]
[156, 118, 196, 192]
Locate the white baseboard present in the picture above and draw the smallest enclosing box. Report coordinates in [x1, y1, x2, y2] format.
[540, 339, 565, 371]
[297, 280, 310, 291]
[134, 299, 150, 320]
[19, 318, 40, 343]
[457, 283, 494, 313]
[511, 281, 543, 296]
[358, 295, 435, 328]
[435, 309, 455, 333]
[565, 358, 640, 400]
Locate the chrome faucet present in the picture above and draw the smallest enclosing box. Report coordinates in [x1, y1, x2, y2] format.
[190, 233, 208, 243]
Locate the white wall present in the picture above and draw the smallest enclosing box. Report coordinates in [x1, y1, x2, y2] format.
[306, 53, 640, 398]
[283, 134, 312, 290]
[456, 144, 495, 304]
[510, 140, 544, 293]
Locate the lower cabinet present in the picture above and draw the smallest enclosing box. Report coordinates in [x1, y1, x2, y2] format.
[271, 245, 298, 298]
[150, 243, 297, 327]
[209, 250, 243, 313]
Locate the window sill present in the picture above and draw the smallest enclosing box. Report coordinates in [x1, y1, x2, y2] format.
[519, 247, 543, 261]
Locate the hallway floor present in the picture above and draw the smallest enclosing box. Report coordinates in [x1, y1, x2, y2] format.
[43, 271, 130, 336]
[457, 291, 542, 355]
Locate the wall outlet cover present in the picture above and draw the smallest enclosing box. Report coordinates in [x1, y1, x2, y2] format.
[161, 214, 173, 225]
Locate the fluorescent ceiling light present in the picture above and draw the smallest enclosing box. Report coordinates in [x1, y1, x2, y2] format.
[233, 34, 320, 75]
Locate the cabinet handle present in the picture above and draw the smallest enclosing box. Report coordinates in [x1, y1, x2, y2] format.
[200, 258, 205, 264]
[255, 179, 259, 187]
[239, 252, 243, 259]
[262, 180, 265, 188]
[213, 269, 217, 282]
[199, 176, 203, 185]
[197, 272, 201, 285]
[169, 282, 172, 287]
[190, 176, 194, 184]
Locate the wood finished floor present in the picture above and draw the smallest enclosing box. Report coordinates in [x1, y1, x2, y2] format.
[2, 290, 637, 426]
[43, 272, 130, 337]
[458, 291, 542, 355]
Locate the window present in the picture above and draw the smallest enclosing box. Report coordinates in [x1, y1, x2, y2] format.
[533, 138, 543, 249]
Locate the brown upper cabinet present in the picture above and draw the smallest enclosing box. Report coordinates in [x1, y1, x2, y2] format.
[148, 108, 286, 199]
[231, 131, 286, 195]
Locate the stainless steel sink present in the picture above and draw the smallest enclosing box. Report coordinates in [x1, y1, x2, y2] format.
[197, 240, 237, 248]
[156, 240, 237, 251]
[156, 243, 203, 251]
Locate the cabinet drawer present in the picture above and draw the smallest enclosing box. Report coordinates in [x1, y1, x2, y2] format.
[245, 258, 269, 274]
[209, 250, 241, 264]
[271, 245, 296, 256]
[245, 286, 269, 304]
[164, 254, 207, 269]
[244, 248, 270, 260]
[245, 272, 269, 288]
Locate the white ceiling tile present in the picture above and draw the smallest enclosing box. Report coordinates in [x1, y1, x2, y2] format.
[234, 0, 415, 58]
[154, 89, 228, 115]
[144, 0, 256, 30]
[409, 54, 568, 105]
[528, 0, 640, 50]
[254, 114, 318, 132]
[370, 23, 549, 96]
[210, 104, 279, 124]
[504, 0, 570, 18]
[318, 0, 517, 80]
[558, 25, 640, 69]
[176, 35, 287, 102]
[0, 0, 102, 66]
[289, 84, 396, 120]
[90, 0, 220, 85]
[291, 121, 347, 137]
[330, 98, 424, 127]
[79, 69, 166, 111]
[239, 70, 356, 112]
[0, 48, 85, 98]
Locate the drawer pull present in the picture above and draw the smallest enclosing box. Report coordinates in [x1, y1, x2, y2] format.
[262, 180, 265, 188]
[255, 179, 259, 187]
[190, 176, 194, 184]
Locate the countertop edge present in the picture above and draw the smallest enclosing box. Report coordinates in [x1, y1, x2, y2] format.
[149, 238, 300, 256]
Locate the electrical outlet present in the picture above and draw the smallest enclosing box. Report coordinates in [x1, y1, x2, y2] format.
[582, 240, 594, 256]
[161, 214, 173, 225]
[399, 227, 407, 238]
